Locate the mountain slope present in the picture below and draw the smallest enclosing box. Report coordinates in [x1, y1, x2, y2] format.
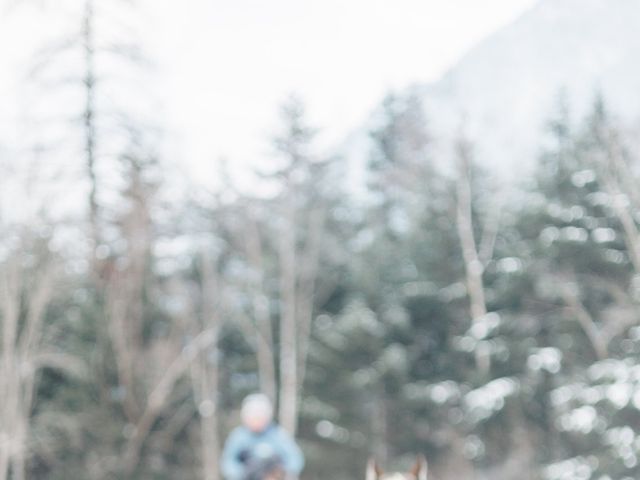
[419, 0, 640, 178]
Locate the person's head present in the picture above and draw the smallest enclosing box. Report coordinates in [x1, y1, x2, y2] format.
[241, 393, 274, 433]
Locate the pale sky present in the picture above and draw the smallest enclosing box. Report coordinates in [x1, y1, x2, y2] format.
[145, 0, 537, 186]
[1, 0, 538, 189]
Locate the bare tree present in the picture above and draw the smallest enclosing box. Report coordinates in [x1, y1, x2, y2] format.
[556, 105, 640, 359]
[213, 97, 333, 435]
[82, 0, 100, 262]
[91, 153, 226, 476]
[27, 0, 149, 273]
[454, 133, 500, 373]
[272, 97, 330, 435]
[0, 235, 83, 480]
[590, 121, 640, 276]
[244, 212, 278, 402]
[552, 271, 639, 363]
[223, 199, 278, 402]
[102, 154, 171, 473]
[190, 250, 223, 480]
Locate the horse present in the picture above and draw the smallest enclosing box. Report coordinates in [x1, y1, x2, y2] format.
[366, 455, 428, 480]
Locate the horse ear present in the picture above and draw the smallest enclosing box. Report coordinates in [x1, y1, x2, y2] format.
[409, 455, 428, 480]
[366, 457, 383, 480]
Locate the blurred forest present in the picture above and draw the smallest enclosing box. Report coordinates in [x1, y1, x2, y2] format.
[3, 2, 640, 480]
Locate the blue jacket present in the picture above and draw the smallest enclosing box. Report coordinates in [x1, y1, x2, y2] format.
[221, 423, 304, 480]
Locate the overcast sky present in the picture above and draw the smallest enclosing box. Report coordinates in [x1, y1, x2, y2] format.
[1, 0, 537, 188]
[148, 0, 537, 185]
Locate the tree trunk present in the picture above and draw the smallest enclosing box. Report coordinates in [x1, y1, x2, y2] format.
[198, 251, 221, 480]
[122, 329, 220, 474]
[296, 208, 324, 394]
[83, 0, 100, 265]
[254, 314, 277, 402]
[245, 219, 277, 401]
[371, 393, 388, 465]
[455, 136, 490, 373]
[0, 253, 56, 480]
[560, 282, 608, 361]
[1, 262, 21, 480]
[0, 449, 8, 480]
[196, 356, 220, 480]
[278, 198, 299, 435]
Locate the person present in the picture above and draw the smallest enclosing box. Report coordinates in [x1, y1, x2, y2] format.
[221, 393, 304, 480]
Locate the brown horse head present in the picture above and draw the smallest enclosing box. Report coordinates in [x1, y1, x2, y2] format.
[366, 456, 428, 480]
